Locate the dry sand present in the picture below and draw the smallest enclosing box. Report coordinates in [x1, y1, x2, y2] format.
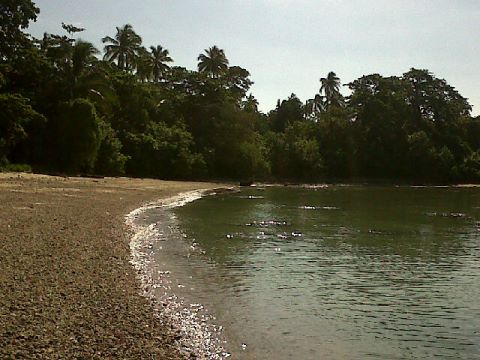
[0, 173, 227, 359]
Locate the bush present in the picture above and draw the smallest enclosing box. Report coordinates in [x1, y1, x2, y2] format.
[94, 121, 128, 175]
[123, 122, 204, 179]
[57, 98, 102, 173]
[461, 151, 480, 181]
[0, 163, 32, 172]
[0, 93, 46, 164]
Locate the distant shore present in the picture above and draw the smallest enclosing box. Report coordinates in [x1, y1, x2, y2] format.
[0, 172, 226, 359]
[249, 181, 480, 188]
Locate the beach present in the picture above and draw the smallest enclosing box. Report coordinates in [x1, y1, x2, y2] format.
[0, 173, 226, 359]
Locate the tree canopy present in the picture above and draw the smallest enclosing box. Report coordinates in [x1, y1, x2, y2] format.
[102, 24, 141, 71]
[1, 1, 479, 184]
[198, 46, 229, 78]
[0, 0, 39, 59]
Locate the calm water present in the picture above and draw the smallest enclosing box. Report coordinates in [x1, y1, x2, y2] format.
[154, 186, 480, 359]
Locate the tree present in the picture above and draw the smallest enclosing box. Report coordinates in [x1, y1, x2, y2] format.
[305, 94, 324, 120]
[61, 22, 85, 37]
[241, 94, 259, 113]
[135, 47, 153, 82]
[102, 24, 142, 71]
[197, 46, 229, 78]
[41, 33, 73, 71]
[402, 69, 472, 174]
[461, 151, 480, 181]
[149, 45, 172, 82]
[316, 107, 355, 178]
[319, 71, 344, 109]
[403, 68, 471, 124]
[0, 0, 39, 59]
[94, 121, 128, 175]
[40, 34, 101, 101]
[347, 74, 412, 178]
[71, 40, 99, 81]
[406, 131, 437, 181]
[465, 116, 480, 151]
[269, 94, 304, 132]
[109, 73, 156, 134]
[266, 121, 323, 181]
[223, 65, 253, 103]
[122, 122, 206, 179]
[0, 93, 46, 164]
[2, 1, 479, 185]
[57, 98, 102, 173]
[287, 122, 324, 180]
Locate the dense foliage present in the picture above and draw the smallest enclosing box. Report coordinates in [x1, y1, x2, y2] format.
[1, 1, 479, 183]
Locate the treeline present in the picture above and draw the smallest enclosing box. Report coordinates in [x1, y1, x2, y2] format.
[1, 1, 480, 183]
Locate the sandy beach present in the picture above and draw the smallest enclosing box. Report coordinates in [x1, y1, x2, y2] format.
[0, 173, 226, 359]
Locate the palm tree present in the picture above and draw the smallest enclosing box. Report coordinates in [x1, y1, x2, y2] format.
[197, 46, 229, 78]
[149, 45, 173, 82]
[102, 24, 142, 71]
[41, 34, 99, 98]
[67, 40, 99, 98]
[72, 40, 99, 80]
[319, 71, 344, 108]
[242, 94, 259, 112]
[135, 47, 153, 82]
[305, 94, 325, 119]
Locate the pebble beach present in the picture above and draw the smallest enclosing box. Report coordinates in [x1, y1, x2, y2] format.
[0, 173, 225, 359]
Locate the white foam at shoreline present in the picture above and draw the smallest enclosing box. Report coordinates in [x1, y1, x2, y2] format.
[126, 188, 233, 359]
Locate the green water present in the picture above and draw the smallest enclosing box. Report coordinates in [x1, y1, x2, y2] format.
[172, 186, 480, 359]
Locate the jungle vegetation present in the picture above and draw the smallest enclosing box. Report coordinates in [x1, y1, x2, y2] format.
[1, 1, 480, 184]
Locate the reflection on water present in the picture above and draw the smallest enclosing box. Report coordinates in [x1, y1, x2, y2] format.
[152, 186, 480, 359]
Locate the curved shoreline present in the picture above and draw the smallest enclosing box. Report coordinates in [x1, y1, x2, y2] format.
[3, 173, 477, 358]
[0, 173, 232, 359]
[125, 187, 236, 359]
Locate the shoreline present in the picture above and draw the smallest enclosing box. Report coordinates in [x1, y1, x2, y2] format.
[0, 172, 230, 359]
[250, 181, 480, 188]
[2, 172, 478, 358]
[126, 187, 236, 359]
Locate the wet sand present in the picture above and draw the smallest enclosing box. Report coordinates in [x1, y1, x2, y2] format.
[0, 173, 226, 359]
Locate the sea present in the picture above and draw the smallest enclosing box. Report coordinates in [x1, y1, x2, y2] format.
[132, 185, 480, 359]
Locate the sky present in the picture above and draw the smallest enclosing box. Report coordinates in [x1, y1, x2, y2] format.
[27, 0, 480, 115]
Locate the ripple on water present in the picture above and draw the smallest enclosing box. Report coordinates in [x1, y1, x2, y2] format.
[299, 205, 339, 210]
[170, 186, 480, 360]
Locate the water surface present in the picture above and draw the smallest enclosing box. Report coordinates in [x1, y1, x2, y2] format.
[158, 186, 480, 359]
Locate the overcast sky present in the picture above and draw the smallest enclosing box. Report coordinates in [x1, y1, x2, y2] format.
[27, 0, 480, 114]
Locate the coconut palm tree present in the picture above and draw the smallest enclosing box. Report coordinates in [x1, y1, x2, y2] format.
[41, 34, 100, 98]
[319, 71, 344, 108]
[197, 46, 229, 78]
[102, 24, 142, 71]
[149, 45, 173, 82]
[70, 42, 117, 107]
[242, 94, 259, 112]
[135, 47, 153, 82]
[67, 39, 101, 98]
[72, 40, 99, 80]
[305, 94, 325, 119]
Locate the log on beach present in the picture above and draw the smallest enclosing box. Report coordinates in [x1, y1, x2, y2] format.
[0, 173, 222, 359]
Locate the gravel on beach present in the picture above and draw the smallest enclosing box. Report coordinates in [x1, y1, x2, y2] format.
[0, 173, 224, 359]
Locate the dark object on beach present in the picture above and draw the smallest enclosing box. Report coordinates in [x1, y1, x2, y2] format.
[79, 173, 105, 179]
[240, 180, 253, 186]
